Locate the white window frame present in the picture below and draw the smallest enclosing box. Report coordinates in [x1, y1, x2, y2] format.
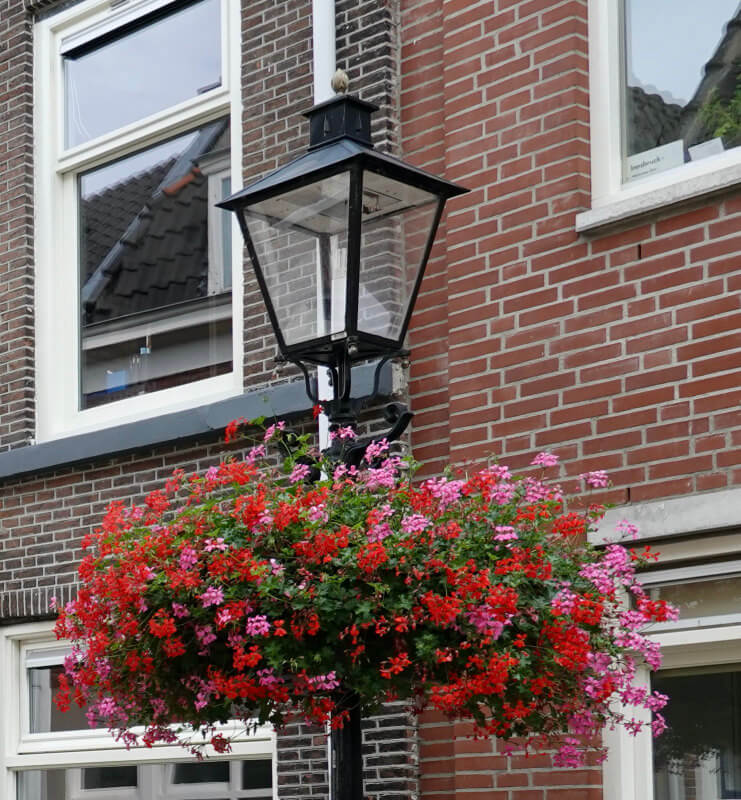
[577, 0, 741, 231]
[34, 0, 244, 443]
[0, 622, 276, 800]
[603, 621, 741, 800]
[595, 488, 741, 800]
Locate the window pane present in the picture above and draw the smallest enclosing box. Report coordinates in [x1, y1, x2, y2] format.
[173, 760, 229, 783]
[79, 120, 232, 409]
[653, 666, 741, 800]
[18, 759, 270, 799]
[28, 665, 89, 733]
[651, 575, 741, 620]
[623, 0, 741, 182]
[64, 0, 221, 147]
[357, 172, 438, 342]
[242, 758, 273, 790]
[82, 766, 138, 789]
[243, 173, 350, 347]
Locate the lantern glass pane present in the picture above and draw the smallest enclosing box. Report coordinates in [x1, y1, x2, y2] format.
[358, 172, 439, 342]
[243, 173, 350, 346]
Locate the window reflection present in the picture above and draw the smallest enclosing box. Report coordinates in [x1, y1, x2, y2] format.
[29, 665, 89, 733]
[79, 120, 233, 409]
[64, 0, 221, 147]
[623, 0, 741, 181]
[653, 666, 741, 799]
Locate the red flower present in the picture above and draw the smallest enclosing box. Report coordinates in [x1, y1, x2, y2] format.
[357, 542, 388, 573]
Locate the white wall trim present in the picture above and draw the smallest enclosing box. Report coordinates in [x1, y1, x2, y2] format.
[591, 487, 741, 544]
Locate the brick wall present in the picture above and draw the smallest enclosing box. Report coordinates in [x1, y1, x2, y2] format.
[401, 0, 740, 793]
[277, 704, 416, 800]
[0, 1, 415, 797]
[0, 1, 34, 452]
[419, 713, 601, 800]
[402, 0, 741, 499]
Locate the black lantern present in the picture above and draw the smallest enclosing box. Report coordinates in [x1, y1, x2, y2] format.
[219, 85, 468, 800]
[219, 91, 467, 443]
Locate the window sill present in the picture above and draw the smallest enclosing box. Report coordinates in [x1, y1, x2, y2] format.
[0, 362, 391, 482]
[576, 161, 741, 233]
[590, 486, 741, 544]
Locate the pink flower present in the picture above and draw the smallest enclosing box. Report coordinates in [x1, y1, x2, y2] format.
[363, 438, 390, 462]
[289, 463, 310, 484]
[245, 615, 271, 636]
[215, 608, 233, 626]
[199, 586, 224, 607]
[531, 452, 559, 468]
[580, 470, 609, 488]
[307, 503, 328, 523]
[204, 537, 227, 552]
[332, 463, 359, 481]
[171, 602, 190, 618]
[194, 624, 217, 653]
[329, 425, 356, 441]
[651, 713, 668, 737]
[269, 558, 284, 575]
[401, 514, 430, 534]
[179, 547, 198, 570]
[263, 421, 286, 442]
[367, 522, 392, 542]
[424, 477, 465, 510]
[491, 482, 516, 505]
[617, 519, 639, 540]
[493, 525, 518, 542]
[308, 671, 340, 691]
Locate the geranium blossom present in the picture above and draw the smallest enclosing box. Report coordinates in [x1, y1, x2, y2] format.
[54, 420, 676, 766]
[580, 470, 609, 488]
[199, 586, 224, 607]
[531, 452, 559, 467]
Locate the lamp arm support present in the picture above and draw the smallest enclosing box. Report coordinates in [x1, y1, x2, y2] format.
[276, 356, 320, 406]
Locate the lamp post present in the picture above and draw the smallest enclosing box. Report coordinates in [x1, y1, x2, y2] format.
[219, 83, 467, 799]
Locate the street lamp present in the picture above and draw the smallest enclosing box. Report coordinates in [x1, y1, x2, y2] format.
[219, 82, 467, 800]
[219, 85, 467, 461]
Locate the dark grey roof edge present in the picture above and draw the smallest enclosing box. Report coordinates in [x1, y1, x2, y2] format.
[0, 362, 391, 483]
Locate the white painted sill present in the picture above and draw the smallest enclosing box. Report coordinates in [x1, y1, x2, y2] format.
[590, 486, 741, 545]
[576, 161, 741, 232]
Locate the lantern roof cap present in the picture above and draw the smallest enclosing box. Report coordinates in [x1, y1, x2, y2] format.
[218, 97, 468, 211]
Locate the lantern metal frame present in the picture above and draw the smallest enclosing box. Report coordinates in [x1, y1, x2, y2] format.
[219, 92, 468, 800]
[218, 94, 467, 437]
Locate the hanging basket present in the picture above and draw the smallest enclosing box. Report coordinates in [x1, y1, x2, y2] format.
[55, 421, 675, 767]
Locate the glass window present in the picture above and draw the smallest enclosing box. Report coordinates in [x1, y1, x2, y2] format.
[649, 574, 741, 622]
[172, 760, 230, 783]
[17, 758, 273, 799]
[34, 0, 239, 438]
[79, 120, 233, 409]
[652, 666, 741, 800]
[623, 0, 741, 182]
[64, 0, 221, 147]
[28, 664, 89, 733]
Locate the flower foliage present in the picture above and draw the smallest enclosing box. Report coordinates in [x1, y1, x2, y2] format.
[55, 421, 676, 766]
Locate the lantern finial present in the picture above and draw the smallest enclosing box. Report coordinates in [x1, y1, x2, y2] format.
[331, 68, 349, 94]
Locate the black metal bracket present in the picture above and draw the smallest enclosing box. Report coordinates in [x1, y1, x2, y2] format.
[275, 345, 411, 462]
[324, 402, 413, 467]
